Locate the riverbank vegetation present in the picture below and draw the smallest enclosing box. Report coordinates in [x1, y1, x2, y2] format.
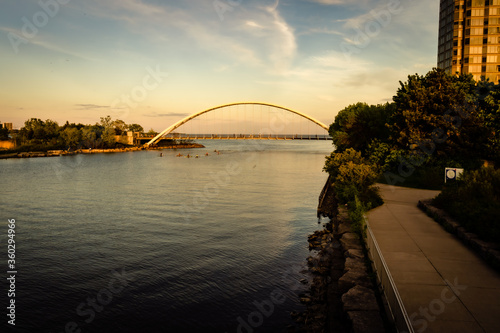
[324, 68, 500, 240]
[433, 167, 500, 245]
[0, 116, 165, 155]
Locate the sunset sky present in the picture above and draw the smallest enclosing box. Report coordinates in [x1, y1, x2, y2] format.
[0, 0, 439, 132]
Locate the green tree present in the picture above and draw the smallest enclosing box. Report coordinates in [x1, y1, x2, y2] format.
[81, 126, 100, 148]
[19, 118, 46, 144]
[99, 115, 113, 128]
[60, 127, 82, 149]
[481, 85, 500, 164]
[113, 119, 127, 135]
[99, 116, 116, 148]
[44, 119, 60, 145]
[329, 102, 393, 155]
[324, 148, 380, 205]
[391, 68, 486, 167]
[127, 124, 144, 133]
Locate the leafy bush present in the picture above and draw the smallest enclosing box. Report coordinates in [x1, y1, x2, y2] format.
[433, 167, 500, 245]
[324, 148, 383, 235]
[324, 148, 380, 206]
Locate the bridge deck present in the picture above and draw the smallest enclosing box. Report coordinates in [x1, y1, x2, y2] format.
[366, 184, 500, 333]
[139, 134, 331, 141]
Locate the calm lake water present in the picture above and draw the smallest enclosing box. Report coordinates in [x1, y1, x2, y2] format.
[1, 140, 332, 333]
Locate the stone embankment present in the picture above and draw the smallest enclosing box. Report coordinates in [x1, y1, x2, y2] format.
[292, 179, 388, 333]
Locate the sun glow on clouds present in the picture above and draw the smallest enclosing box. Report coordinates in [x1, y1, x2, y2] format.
[0, 0, 438, 130]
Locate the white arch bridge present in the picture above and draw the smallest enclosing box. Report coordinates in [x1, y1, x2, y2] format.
[143, 102, 331, 147]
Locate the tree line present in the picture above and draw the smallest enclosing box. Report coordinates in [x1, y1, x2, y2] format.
[11, 116, 152, 150]
[326, 68, 500, 189]
[323, 68, 500, 243]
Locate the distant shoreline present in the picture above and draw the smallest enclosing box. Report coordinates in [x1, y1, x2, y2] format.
[0, 143, 205, 160]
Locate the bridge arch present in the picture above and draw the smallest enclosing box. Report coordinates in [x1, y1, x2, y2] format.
[144, 102, 329, 147]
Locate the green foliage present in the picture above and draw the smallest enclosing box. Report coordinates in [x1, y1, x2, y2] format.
[14, 116, 146, 151]
[347, 196, 368, 237]
[482, 85, 500, 164]
[391, 68, 487, 167]
[324, 148, 382, 211]
[127, 123, 144, 133]
[433, 167, 500, 245]
[329, 102, 393, 155]
[81, 126, 101, 149]
[60, 127, 82, 149]
[113, 119, 127, 135]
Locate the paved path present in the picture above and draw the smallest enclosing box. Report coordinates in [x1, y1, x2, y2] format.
[366, 184, 500, 333]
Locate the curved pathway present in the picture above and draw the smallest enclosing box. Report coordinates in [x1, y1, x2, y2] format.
[366, 184, 500, 333]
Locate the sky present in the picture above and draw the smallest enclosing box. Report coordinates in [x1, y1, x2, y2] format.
[0, 0, 439, 132]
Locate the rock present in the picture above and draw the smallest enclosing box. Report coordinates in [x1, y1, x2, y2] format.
[340, 233, 363, 251]
[347, 311, 386, 333]
[345, 249, 364, 260]
[344, 257, 366, 272]
[342, 285, 379, 311]
[338, 269, 373, 291]
[337, 222, 352, 235]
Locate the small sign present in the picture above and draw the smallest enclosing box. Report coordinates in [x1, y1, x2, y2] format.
[445, 168, 464, 183]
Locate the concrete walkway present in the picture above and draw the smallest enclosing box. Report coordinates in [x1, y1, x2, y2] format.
[366, 184, 500, 333]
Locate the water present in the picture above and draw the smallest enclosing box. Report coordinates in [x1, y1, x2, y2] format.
[0, 140, 332, 333]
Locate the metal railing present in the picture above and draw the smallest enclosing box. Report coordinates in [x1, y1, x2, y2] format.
[365, 216, 414, 333]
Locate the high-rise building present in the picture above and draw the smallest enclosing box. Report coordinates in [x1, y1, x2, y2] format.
[3, 122, 13, 131]
[438, 0, 500, 82]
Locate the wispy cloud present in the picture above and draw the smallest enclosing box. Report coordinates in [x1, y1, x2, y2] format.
[0, 26, 99, 61]
[75, 104, 109, 110]
[265, 0, 297, 73]
[143, 112, 190, 118]
[75, 0, 297, 74]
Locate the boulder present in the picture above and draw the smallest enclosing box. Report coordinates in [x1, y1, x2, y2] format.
[340, 233, 363, 251]
[342, 285, 379, 312]
[338, 269, 372, 290]
[347, 311, 386, 333]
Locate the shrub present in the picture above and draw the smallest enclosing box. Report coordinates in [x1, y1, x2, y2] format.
[324, 148, 383, 235]
[433, 167, 500, 245]
[324, 148, 380, 205]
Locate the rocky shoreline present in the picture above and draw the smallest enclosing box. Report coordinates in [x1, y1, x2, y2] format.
[0, 143, 205, 159]
[290, 178, 390, 333]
